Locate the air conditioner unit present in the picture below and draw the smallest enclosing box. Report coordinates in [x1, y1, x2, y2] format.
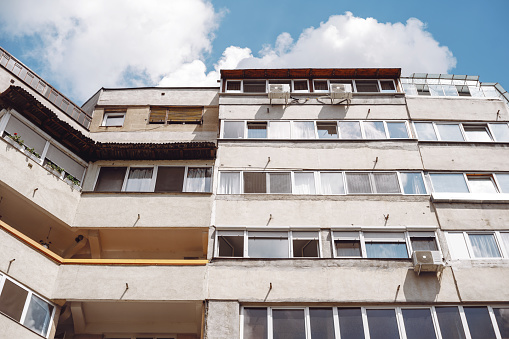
[330, 84, 353, 103]
[268, 84, 290, 105]
[412, 250, 444, 274]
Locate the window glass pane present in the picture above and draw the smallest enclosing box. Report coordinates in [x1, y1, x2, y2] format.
[468, 234, 501, 258]
[496, 174, 509, 193]
[268, 121, 291, 139]
[314, 80, 328, 91]
[355, 80, 379, 92]
[0, 279, 28, 321]
[317, 122, 338, 139]
[293, 239, 319, 257]
[292, 121, 315, 139]
[435, 307, 466, 339]
[94, 167, 127, 192]
[387, 122, 409, 138]
[364, 121, 386, 139]
[373, 173, 401, 193]
[467, 177, 498, 193]
[380, 80, 396, 92]
[104, 114, 125, 126]
[218, 172, 240, 194]
[243, 308, 268, 339]
[294, 172, 315, 194]
[447, 233, 470, 259]
[185, 167, 212, 192]
[410, 237, 438, 251]
[248, 235, 289, 258]
[366, 309, 400, 339]
[442, 84, 459, 96]
[463, 125, 492, 142]
[403, 83, 418, 95]
[402, 308, 437, 339]
[463, 307, 497, 339]
[493, 308, 509, 339]
[272, 309, 306, 339]
[414, 122, 438, 141]
[269, 173, 291, 193]
[223, 121, 244, 138]
[309, 308, 335, 339]
[293, 80, 308, 91]
[501, 233, 509, 256]
[339, 121, 362, 139]
[155, 167, 185, 192]
[489, 123, 509, 142]
[244, 172, 266, 193]
[429, 84, 445, 96]
[336, 240, 362, 257]
[23, 294, 53, 336]
[125, 167, 153, 192]
[346, 173, 372, 193]
[320, 172, 345, 194]
[247, 122, 267, 138]
[243, 80, 266, 93]
[365, 242, 408, 258]
[337, 308, 365, 339]
[226, 81, 241, 91]
[436, 124, 464, 141]
[218, 235, 244, 257]
[400, 173, 427, 194]
[430, 174, 469, 193]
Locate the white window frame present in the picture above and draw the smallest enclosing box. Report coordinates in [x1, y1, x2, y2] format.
[488, 122, 509, 142]
[101, 112, 126, 127]
[291, 79, 309, 93]
[94, 165, 213, 193]
[0, 274, 56, 338]
[462, 123, 494, 142]
[215, 229, 322, 259]
[225, 79, 243, 93]
[333, 230, 440, 259]
[241, 305, 507, 339]
[412, 121, 509, 143]
[428, 172, 509, 194]
[446, 231, 509, 260]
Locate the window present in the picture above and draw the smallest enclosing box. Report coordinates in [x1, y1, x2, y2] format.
[216, 230, 320, 258]
[463, 124, 493, 142]
[466, 175, 498, 193]
[242, 306, 506, 339]
[0, 274, 55, 337]
[386, 122, 409, 138]
[414, 122, 438, 141]
[292, 121, 315, 139]
[243, 80, 266, 93]
[334, 231, 437, 259]
[355, 80, 379, 92]
[148, 107, 202, 124]
[247, 122, 267, 138]
[226, 80, 241, 91]
[95, 166, 212, 193]
[436, 123, 464, 141]
[430, 173, 469, 193]
[489, 123, 509, 142]
[292, 80, 309, 92]
[380, 80, 396, 93]
[313, 80, 329, 92]
[446, 231, 509, 259]
[339, 121, 362, 139]
[430, 173, 509, 195]
[219, 171, 426, 195]
[316, 122, 338, 139]
[102, 111, 126, 127]
[223, 121, 245, 138]
[363, 121, 386, 139]
[268, 121, 291, 139]
[496, 173, 509, 193]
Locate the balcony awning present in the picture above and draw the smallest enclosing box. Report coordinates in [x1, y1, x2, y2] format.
[221, 68, 401, 80]
[0, 86, 216, 161]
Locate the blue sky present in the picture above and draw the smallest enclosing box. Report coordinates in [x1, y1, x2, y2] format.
[0, 0, 507, 104]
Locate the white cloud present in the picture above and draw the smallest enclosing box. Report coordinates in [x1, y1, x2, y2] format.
[0, 0, 221, 102]
[237, 12, 456, 74]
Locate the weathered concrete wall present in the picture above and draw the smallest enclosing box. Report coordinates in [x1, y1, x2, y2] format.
[89, 106, 218, 143]
[0, 315, 46, 339]
[219, 101, 408, 120]
[206, 261, 460, 303]
[451, 263, 509, 301]
[215, 195, 437, 227]
[0, 230, 60, 298]
[97, 88, 219, 107]
[406, 96, 509, 121]
[217, 141, 423, 170]
[433, 203, 509, 230]
[420, 144, 509, 171]
[53, 265, 207, 300]
[205, 301, 239, 339]
[0, 138, 82, 226]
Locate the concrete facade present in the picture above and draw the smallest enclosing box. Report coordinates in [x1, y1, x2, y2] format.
[0, 49, 508, 339]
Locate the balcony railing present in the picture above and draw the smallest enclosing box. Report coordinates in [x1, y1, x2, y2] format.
[0, 47, 92, 129]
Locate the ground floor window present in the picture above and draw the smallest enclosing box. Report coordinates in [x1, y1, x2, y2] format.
[241, 305, 509, 339]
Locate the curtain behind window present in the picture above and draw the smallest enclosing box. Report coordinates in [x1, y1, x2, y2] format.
[125, 168, 153, 192]
[219, 172, 240, 194]
[186, 167, 212, 192]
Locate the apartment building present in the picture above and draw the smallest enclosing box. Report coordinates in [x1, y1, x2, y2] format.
[0, 46, 508, 339]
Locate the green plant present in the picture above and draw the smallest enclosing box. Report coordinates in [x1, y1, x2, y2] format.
[46, 160, 64, 174]
[25, 147, 41, 158]
[7, 132, 24, 146]
[66, 174, 81, 186]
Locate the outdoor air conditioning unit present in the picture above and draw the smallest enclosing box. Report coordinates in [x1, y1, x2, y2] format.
[412, 250, 444, 274]
[330, 83, 353, 104]
[268, 84, 290, 105]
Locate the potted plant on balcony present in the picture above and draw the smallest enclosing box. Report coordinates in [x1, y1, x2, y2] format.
[23, 146, 42, 162]
[4, 132, 24, 150]
[44, 159, 64, 178]
[64, 173, 82, 191]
